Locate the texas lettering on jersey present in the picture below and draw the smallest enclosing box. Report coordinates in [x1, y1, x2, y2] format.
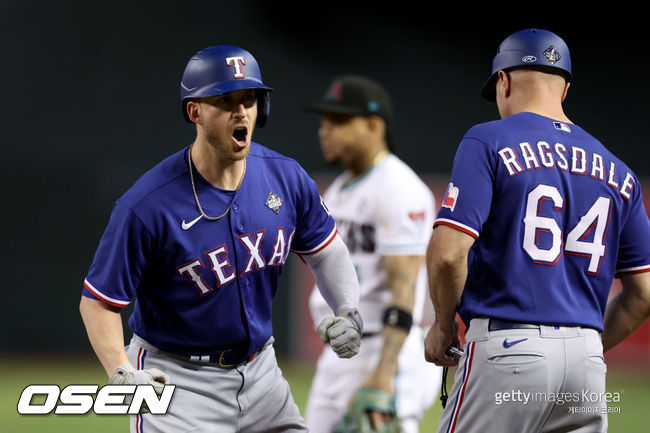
[83, 143, 337, 354]
[177, 227, 294, 295]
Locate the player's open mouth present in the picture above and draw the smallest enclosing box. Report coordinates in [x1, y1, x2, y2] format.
[232, 126, 248, 146]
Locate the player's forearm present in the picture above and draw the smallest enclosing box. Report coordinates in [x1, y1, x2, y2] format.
[426, 227, 473, 329]
[367, 255, 421, 391]
[602, 272, 650, 352]
[366, 326, 408, 392]
[384, 255, 419, 312]
[428, 263, 466, 327]
[79, 296, 129, 377]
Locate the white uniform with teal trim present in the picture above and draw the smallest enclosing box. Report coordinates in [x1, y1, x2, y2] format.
[306, 153, 442, 433]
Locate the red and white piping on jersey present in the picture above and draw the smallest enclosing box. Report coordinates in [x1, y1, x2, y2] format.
[434, 218, 479, 240]
[83, 278, 130, 308]
[615, 264, 650, 275]
[445, 342, 475, 433]
[291, 227, 338, 255]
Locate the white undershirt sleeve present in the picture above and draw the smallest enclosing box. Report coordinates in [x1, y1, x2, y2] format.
[300, 233, 360, 315]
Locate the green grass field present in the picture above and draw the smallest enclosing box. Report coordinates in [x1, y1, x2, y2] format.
[2, 355, 648, 432]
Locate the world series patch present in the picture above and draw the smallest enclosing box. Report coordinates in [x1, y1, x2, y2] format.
[266, 191, 283, 214]
[543, 45, 561, 64]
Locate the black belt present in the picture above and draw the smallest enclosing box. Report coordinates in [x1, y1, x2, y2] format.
[184, 342, 268, 368]
[487, 319, 599, 333]
[184, 350, 256, 368]
[488, 319, 540, 331]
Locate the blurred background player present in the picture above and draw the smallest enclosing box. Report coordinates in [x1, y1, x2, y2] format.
[305, 75, 443, 433]
[79, 45, 363, 433]
[424, 29, 650, 433]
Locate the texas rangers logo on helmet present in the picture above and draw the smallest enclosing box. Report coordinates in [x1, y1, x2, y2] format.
[226, 56, 246, 79]
[543, 46, 561, 64]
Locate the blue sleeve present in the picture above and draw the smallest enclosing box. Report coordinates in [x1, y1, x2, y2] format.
[435, 136, 496, 238]
[615, 183, 650, 275]
[289, 165, 337, 254]
[82, 200, 154, 307]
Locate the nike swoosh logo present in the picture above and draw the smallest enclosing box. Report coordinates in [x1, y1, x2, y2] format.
[503, 338, 528, 348]
[181, 215, 203, 230]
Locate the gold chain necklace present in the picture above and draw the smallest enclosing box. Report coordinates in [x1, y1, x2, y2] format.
[188, 145, 246, 221]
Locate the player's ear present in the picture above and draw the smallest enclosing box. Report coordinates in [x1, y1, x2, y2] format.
[367, 115, 386, 139]
[363, 115, 380, 133]
[186, 99, 201, 124]
[365, 115, 378, 131]
[497, 70, 511, 98]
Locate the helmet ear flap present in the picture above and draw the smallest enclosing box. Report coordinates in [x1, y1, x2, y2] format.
[256, 92, 270, 128]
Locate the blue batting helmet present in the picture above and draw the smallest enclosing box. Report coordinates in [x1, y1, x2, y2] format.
[180, 45, 273, 127]
[481, 28, 571, 101]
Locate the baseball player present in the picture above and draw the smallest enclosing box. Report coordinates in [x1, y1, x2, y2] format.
[305, 75, 443, 433]
[79, 45, 364, 433]
[424, 28, 650, 433]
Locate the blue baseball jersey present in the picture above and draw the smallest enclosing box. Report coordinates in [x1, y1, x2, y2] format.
[435, 112, 650, 331]
[83, 143, 336, 356]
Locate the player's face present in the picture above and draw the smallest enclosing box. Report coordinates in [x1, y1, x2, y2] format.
[198, 89, 258, 161]
[318, 113, 368, 165]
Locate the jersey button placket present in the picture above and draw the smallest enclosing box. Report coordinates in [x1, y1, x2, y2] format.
[235, 201, 244, 231]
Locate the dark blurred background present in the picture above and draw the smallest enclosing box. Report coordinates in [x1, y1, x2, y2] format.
[1, 2, 648, 357]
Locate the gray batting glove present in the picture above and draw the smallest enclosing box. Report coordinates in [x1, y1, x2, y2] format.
[317, 308, 363, 359]
[109, 362, 171, 413]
